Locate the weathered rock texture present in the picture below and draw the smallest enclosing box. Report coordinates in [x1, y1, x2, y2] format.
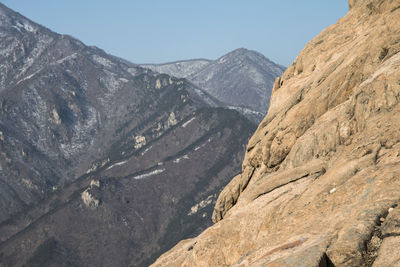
[153, 0, 400, 266]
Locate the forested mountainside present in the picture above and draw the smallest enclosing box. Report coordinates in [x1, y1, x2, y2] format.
[0, 3, 257, 266]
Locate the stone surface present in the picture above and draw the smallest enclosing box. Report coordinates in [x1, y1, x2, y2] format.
[381, 208, 400, 236]
[373, 236, 400, 267]
[153, 0, 400, 266]
[369, 206, 400, 266]
[81, 188, 99, 208]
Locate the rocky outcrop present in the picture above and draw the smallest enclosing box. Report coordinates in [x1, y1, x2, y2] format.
[153, 0, 400, 266]
[81, 188, 99, 208]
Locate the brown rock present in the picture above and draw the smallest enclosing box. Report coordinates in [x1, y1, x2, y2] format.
[272, 77, 281, 92]
[381, 207, 400, 236]
[153, 0, 400, 266]
[212, 167, 255, 223]
[373, 237, 400, 267]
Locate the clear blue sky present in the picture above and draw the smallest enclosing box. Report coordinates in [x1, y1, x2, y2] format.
[1, 1, 348, 66]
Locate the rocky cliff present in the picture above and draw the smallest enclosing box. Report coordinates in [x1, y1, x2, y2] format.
[153, 0, 400, 266]
[142, 49, 286, 122]
[0, 3, 257, 266]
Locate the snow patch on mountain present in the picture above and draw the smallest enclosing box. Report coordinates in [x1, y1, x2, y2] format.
[133, 168, 165, 180]
[106, 160, 128, 170]
[182, 117, 196, 128]
[173, 155, 189, 163]
[92, 55, 115, 68]
[142, 59, 210, 78]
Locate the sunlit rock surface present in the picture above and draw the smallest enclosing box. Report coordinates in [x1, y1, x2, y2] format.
[153, 1, 400, 266]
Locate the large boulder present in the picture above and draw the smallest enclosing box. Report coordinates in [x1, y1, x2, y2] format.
[152, 0, 400, 266]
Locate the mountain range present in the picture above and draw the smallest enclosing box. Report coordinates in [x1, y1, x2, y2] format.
[142, 48, 285, 122]
[0, 3, 267, 266]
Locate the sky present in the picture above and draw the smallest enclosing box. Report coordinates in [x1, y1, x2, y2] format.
[1, 1, 348, 67]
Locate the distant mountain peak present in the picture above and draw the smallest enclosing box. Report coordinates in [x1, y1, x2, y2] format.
[226, 47, 252, 54]
[224, 47, 255, 55]
[141, 48, 285, 122]
[218, 48, 284, 68]
[0, 3, 257, 267]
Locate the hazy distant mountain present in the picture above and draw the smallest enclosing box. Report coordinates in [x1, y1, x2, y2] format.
[141, 59, 211, 78]
[142, 48, 286, 122]
[0, 3, 256, 266]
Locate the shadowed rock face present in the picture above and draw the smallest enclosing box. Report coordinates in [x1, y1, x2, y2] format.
[0, 3, 257, 266]
[153, 0, 400, 266]
[142, 49, 286, 122]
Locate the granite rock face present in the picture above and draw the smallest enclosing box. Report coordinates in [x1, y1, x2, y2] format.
[153, 0, 400, 266]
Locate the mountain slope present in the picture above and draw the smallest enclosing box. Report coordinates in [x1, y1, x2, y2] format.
[153, 1, 400, 266]
[141, 59, 211, 78]
[142, 49, 285, 122]
[0, 3, 256, 266]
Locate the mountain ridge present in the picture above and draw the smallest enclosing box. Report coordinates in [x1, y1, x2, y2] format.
[142, 48, 285, 122]
[140, 58, 212, 67]
[0, 3, 257, 266]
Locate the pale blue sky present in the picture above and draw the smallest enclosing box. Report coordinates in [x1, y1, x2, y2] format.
[1, 1, 348, 66]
